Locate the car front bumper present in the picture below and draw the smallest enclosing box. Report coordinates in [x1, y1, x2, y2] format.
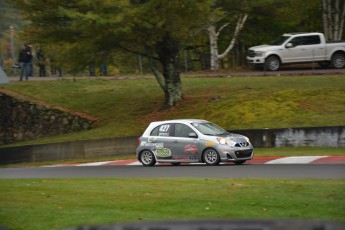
[217, 146, 254, 162]
[247, 56, 265, 65]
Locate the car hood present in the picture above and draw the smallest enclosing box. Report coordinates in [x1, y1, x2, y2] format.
[249, 44, 279, 52]
[225, 133, 248, 142]
[208, 133, 248, 143]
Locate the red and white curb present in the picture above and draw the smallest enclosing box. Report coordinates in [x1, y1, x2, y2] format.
[43, 156, 345, 167]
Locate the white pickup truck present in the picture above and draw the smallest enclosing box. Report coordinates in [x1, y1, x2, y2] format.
[247, 32, 345, 71]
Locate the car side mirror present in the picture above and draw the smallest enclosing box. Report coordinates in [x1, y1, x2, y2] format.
[189, 133, 198, 138]
[285, 43, 293, 48]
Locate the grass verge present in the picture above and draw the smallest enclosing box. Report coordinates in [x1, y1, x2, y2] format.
[0, 178, 344, 230]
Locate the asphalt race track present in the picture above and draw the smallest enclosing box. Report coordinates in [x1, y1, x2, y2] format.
[1, 164, 344, 179]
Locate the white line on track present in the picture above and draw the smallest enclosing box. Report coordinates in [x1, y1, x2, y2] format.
[75, 161, 115, 166]
[127, 161, 142, 166]
[265, 156, 328, 164]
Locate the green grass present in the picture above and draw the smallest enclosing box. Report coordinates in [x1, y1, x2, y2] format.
[0, 178, 344, 230]
[1, 74, 345, 146]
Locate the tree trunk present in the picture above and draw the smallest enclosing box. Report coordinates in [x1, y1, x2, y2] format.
[322, 0, 329, 40]
[339, 3, 345, 40]
[161, 59, 183, 107]
[334, 0, 340, 40]
[208, 14, 248, 71]
[208, 24, 218, 70]
[322, 0, 345, 40]
[218, 14, 248, 60]
[153, 36, 183, 108]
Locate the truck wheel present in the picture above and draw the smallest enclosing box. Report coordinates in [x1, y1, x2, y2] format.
[318, 61, 330, 68]
[265, 56, 280, 71]
[331, 53, 345, 69]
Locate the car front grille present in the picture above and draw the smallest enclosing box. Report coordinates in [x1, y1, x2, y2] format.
[234, 149, 253, 158]
[235, 142, 249, 147]
[248, 50, 256, 57]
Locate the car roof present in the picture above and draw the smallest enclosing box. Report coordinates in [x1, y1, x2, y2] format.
[283, 32, 321, 36]
[144, 119, 209, 134]
[150, 119, 208, 125]
[142, 119, 213, 135]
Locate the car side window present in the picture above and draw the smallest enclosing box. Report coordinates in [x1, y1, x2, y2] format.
[290, 35, 320, 46]
[290, 37, 303, 46]
[305, 35, 320, 45]
[150, 124, 172, 136]
[174, 123, 196, 138]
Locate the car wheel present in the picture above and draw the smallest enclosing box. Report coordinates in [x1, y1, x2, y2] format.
[331, 53, 345, 69]
[203, 148, 220, 166]
[265, 56, 280, 71]
[140, 150, 156, 166]
[234, 160, 246, 165]
[171, 163, 181, 166]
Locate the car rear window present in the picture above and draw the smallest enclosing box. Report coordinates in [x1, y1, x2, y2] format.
[150, 124, 172, 136]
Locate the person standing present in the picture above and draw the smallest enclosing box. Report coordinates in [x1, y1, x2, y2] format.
[28, 44, 33, 77]
[18, 44, 32, 81]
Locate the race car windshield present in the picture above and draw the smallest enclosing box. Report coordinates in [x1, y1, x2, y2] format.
[191, 122, 228, 136]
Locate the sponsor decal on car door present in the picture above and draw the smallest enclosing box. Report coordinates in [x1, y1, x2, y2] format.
[171, 123, 200, 161]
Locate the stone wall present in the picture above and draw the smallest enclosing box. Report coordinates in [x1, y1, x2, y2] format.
[0, 89, 95, 145]
[233, 126, 345, 148]
[274, 126, 345, 147]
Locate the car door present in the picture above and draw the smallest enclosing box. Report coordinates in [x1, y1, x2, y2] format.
[280, 36, 307, 63]
[171, 123, 200, 161]
[282, 35, 324, 63]
[304, 35, 325, 61]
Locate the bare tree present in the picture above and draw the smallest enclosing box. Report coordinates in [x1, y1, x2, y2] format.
[208, 13, 248, 70]
[322, 0, 345, 40]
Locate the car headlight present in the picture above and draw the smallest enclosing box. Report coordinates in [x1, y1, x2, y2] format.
[255, 51, 265, 57]
[243, 136, 250, 142]
[217, 138, 236, 146]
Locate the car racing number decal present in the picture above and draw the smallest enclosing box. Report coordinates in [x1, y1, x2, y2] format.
[158, 124, 171, 136]
[159, 125, 170, 132]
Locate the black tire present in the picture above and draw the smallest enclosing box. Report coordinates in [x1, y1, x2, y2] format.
[203, 148, 220, 166]
[140, 150, 156, 166]
[234, 160, 246, 165]
[318, 61, 330, 68]
[253, 64, 263, 70]
[330, 53, 345, 69]
[265, 56, 280, 71]
[171, 162, 181, 166]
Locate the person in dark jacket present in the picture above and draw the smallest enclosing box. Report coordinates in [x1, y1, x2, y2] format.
[18, 44, 32, 81]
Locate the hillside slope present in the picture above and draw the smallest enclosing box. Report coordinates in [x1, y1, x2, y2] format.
[1, 74, 345, 145]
